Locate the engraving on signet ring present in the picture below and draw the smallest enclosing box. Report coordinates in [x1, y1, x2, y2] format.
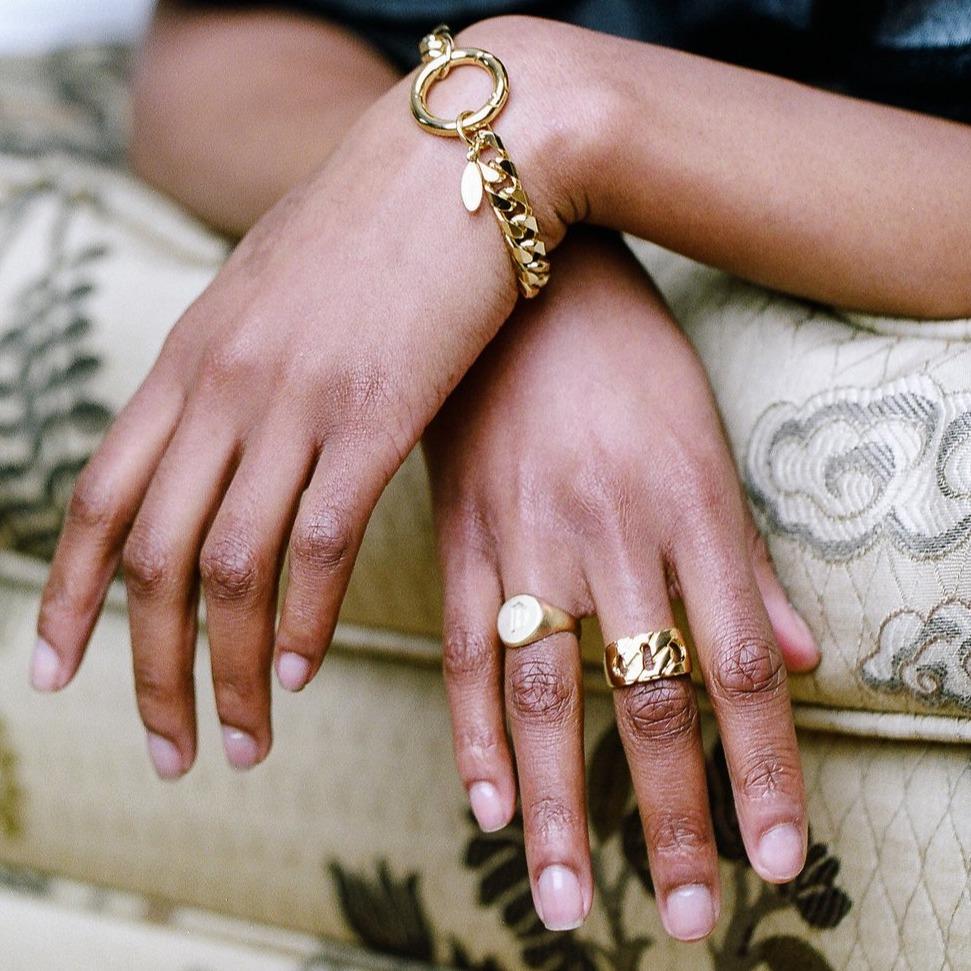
[497, 594, 580, 649]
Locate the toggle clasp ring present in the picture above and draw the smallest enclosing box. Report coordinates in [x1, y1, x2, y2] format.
[410, 30, 509, 137]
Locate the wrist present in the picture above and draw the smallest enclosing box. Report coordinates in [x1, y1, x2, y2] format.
[450, 16, 607, 247]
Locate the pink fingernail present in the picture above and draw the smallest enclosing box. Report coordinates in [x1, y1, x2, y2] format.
[30, 638, 62, 692]
[222, 726, 261, 770]
[146, 732, 184, 781]
[757, 823, 805, 882]
[664, 884, 716, 940]
[277, 651, 311, 692]
[536, 865, 585, 931]
[469, 781, 507, 832]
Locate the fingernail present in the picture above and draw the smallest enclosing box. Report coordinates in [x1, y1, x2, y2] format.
[757, 823, 805, 881]
[30, 638, 62, 692]
[277, 651, 311, 692]
[468, 781, 507, 832]
[664, 884, 716, 940]
[222, 726, 261, 770]
[146, 732, 184, 781]
[536, 865, 584, 931]
[789, 604, 820, 661]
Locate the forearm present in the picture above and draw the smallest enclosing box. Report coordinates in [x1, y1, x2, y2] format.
[459, 17, 971, 318]
[129, 2, 398, 235]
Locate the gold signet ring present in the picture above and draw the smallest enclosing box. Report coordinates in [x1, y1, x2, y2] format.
[603, 628, 692, 688]
[497, 594, 580, 649]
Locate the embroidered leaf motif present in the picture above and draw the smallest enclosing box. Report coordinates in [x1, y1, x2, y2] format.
[781, 839, 852, 929]
[328, 861, 434, 962]
[587, 725, 631, 841]
[705, 738, 748, 862]
[757, 935, 833, 971]
[0, 201, 114, 559]
[462, 812, 600, 971]
[449, 939, 507, 971]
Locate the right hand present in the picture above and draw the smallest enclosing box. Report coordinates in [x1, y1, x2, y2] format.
[424, 229, 819, 940]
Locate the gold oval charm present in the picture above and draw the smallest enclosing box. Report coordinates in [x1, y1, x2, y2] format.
[461, 160, 483, 212]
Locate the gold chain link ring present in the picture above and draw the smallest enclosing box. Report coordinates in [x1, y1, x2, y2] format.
[603, 629, 693, 688]
[410, 25, 550, 298]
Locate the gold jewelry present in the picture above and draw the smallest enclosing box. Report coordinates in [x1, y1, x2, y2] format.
[497, 594, 579, 649]
[410, 25, 551, 299]
[604, 628, 692, 688]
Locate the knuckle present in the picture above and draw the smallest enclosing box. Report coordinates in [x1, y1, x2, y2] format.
[122, 527, 177, 598]
[319, 361, 412, 461]
[290, 506, 354, 576]
[569, 461, 629, 539]
[442, 626, 495, 680]
[508, 659, 577, 722]
[331, 360, 396, 416]
[198, 339, 261, 393]
[200, 532, 265, 604]
[643, 810, 711, 857]
[737, 751, 802, 802]
[290, 506, 354, 574]
[620, 678, 698, 743]
[709, 633, 786, 703]
[456, 725, 503, 765]
[526, 797, 581, 841]
[66, 468, 122, 535]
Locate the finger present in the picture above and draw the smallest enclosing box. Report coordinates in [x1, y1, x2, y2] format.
[33, 378, 183, 692]
[438, 530, 515, 833]
[200, 430, 316, 770]
[746, 521, 820, 673]
[273, 444, 380, 689]
[500, 557, 591, 933]
[588, 553, 719, 942]
[122, 416, 237, 779]
[674, 508, 808, 885]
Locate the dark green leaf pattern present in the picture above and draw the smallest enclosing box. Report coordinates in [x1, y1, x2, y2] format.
[757, 935, 834, 971]
[705, 737, 748, 862]
[322, 692, 852, 971]
[0, 186, 114, 559]
[586, 725, 631, 842]
[463, 813, 599, 971]
[328, 861, 435, 963]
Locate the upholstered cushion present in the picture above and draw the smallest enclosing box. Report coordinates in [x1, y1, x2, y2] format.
[1, 44, 970, 971]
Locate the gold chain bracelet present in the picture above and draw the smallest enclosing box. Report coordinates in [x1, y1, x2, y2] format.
[410, 25, 551, 299]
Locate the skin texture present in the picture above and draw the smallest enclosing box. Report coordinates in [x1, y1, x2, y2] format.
[31, 5, 968, 940]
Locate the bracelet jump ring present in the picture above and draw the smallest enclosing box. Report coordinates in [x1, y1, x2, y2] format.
[411, 42, 509, 136]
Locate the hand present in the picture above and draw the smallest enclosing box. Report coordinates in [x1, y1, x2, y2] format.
[423, 229, 819, 941]
[31, 55, 570, 777]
